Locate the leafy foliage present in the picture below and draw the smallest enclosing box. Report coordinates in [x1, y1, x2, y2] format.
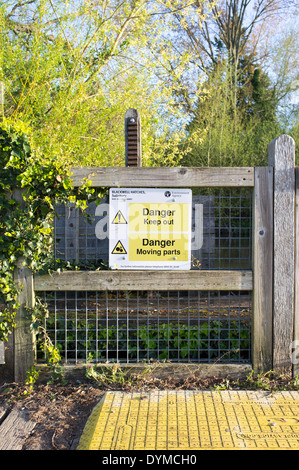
[181, 59, 283, 167]
[0, 0, 195, 168]
[0, 120, 95, 342]
[41, 318, 250, 362]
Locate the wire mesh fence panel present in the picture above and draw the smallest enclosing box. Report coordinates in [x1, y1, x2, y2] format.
[43, 187, 253, 366]
[36, 290, 251, 365]
[54, 189, 252, 270]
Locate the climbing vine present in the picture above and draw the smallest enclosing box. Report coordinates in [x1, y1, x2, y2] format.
[0, 119, 96, 343]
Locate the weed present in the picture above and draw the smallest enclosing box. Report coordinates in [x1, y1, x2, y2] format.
[86, 363, 133, 388]
[24, 366, 40, 395]
[213, 379, 231, 394]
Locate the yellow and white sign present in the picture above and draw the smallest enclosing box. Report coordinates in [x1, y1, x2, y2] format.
[109, 188, 192, 270]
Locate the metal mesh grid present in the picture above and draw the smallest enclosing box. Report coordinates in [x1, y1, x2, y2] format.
[212, 188, 252, 270]
[43, 187, 252, 366]
[36, 290, 251, 365]
[54, 188, 252, 270]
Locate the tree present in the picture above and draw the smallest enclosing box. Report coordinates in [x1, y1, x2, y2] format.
[0, 0, 203, 167]
[180, 56, 282, 167]
[158, 0, 298, 166]
[1, 0, 297, 168]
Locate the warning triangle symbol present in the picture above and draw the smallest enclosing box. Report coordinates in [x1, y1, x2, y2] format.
[111, 240, 127, 254]
[112, 210, 127, 224]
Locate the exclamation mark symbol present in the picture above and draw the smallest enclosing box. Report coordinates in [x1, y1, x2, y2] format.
[112, 211, 127, 224]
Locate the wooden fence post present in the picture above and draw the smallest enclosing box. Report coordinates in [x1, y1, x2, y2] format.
[252, 167, 273, 373]
[13, 258, 35, 382]
[294, 167, 299, 377]
[1, 189, 36, 382]
[268, 134, 296, 372]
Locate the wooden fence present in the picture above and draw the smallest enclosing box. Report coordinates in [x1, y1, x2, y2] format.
[0, 126, 298, 381]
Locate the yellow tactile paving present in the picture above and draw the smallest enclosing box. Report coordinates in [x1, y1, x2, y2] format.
[77, 390, 299, 450]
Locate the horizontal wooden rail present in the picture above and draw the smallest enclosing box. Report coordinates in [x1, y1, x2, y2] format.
[70, 167, 254, 188]
[34, 270, 252, 292]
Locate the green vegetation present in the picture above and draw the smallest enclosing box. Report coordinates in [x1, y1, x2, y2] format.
[39, 318, 250, 362]
[84, 363, 299, 393]
[0, 120, 95, 343]
[0, 1, 297, 168]
[181, 60, 283, 167]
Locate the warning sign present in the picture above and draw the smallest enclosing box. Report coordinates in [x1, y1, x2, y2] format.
[111, 240, 127, 254]
[129, 233, 189, 262]
[112, 210, 127, 224]
[129, 203, 189, 232]
[109, 188, 192, 270]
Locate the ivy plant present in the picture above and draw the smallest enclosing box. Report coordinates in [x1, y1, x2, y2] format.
[0, 119, 95, 343]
